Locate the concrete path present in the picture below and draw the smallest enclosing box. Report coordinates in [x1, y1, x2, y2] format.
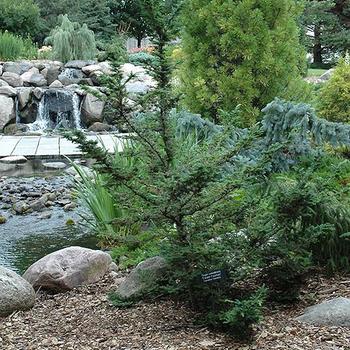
[0, 134, 124, 159]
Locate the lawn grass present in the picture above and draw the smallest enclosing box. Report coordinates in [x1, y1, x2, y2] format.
[307, 68, 328, 77]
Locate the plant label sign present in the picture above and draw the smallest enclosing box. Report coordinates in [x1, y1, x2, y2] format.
[201, 270, 225, 283]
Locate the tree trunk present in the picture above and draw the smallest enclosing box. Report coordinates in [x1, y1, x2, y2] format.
[313, 25, 323, 65]
[137, 35, 143, 48]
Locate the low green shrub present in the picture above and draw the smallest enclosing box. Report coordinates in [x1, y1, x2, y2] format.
[128, 52, 159, 67]
[0, 31, 37, 60]
[317, 56, 350, 123]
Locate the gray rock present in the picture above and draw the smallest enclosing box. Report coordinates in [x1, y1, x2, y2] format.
[88, 122, 112, 132]
[32, 87, 44, 100]
[3, 61, 33, 75]
[125, 81, 151, 95]
[49, 80, 63, 88]
[0, 95, 15, 130]
[42, 162, 67, 170]
[81, 93, 105, 126]
[63, 202, 76, 211]
[1, 72, 23, 87]
[0, 65, 2, 75]
[58, 68, 84, 85]
[320, 69, 335, 81]
[116, 256, 167, 299]
[17, 87, 33, 110]
[12, 201, 30, 215]
[45, 65, 61, 85]
[23, 247, 112, 292]
[20, 100, 38, 124]
[21, 72, 47, 87]
[82, 64, 102, 75]
[296, 297, 350, 326]
[0, 86, 17, 97]
[3, 123, 29, 135]
[65, 60, 96, 69]
[0, 79, 9, 87]
[0, 155, 27, 164]
[0, 266, 35, 316]
[38, 211, 52, 220]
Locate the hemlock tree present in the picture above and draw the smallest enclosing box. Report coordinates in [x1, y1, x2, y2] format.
[180, 0, 305, 126]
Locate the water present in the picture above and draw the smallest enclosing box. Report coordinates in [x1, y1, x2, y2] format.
[28, 89, 82, 132]
[0, 207, 98, 274]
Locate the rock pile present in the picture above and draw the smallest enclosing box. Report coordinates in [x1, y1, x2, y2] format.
[0, 60, 156, 133]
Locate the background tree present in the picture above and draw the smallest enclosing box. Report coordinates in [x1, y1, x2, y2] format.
[109, 0, 149, 48]
[301, 0, 350, 64]
[180, 0, 305, 126]
[0, 0, 40, 37]
[35, 0, 113, 44]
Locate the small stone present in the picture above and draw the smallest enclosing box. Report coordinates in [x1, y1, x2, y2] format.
[63, 202, 76, 211]
[0, 216, 7, 224]
[38, 211, 52, 220]
[42, 162, 67, 170]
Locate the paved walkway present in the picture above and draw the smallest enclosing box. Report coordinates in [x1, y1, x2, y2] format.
[0, 134, 124, 159]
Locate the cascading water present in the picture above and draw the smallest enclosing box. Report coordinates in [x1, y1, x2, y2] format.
[28, 89, 82, 132]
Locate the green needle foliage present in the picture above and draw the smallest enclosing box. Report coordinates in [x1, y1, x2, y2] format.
[180, 0, 305, 126]
[317, 55, 350, 123]
[0, 31, 37, 60]
[45, 14, 96, 62]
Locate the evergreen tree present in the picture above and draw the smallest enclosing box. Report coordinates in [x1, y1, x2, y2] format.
[317, 55, 350, 122]
[301, 0, 350, 64]
[180, 0, 305, 126]
[109, 0, 149, 48]
[0, 0, 40, 37]
[45, 15, 96, 62]
[76, 0, 114, 41]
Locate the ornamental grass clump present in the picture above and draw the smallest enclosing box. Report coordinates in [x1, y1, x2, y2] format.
[0, 31, 37, 60]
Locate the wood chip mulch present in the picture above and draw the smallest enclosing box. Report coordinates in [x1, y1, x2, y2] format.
[1, 273, 350, 349]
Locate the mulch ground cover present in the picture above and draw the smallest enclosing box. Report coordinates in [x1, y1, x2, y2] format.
[1, 273, 350, 349]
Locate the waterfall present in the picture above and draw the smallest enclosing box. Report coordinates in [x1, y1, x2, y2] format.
[28, 89, 82, 132]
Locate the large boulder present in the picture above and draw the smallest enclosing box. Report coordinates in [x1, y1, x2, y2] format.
[82, 64, 102, 75]
[23, 247, 112, 292]
[3, 61, 33, 75]
[0, 95, 15, 130]
[65, 60, 96, 69]
[296, 297, 350, 326]
[17, 87, 33, 110]
[21, 71, 47, 87]
[58, 68, 84, 85]
[0, 86, 17, 97]
[0, 79, 9, 87]
[116, 256, 167, 299]
[0, 266, 35, 317]
[43, 64, 61, 85]
[81, 93, 105, 126]
[1, 72, 23, 87]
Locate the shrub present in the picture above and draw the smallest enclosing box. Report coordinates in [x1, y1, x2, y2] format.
[45, 14, 96, 62]
[98, 35, 127, 63]
[0, 31, 37, 60]
[180, 0, 305, 125]
[317, 56, 350, 123]
[129, 52, 159, 67]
